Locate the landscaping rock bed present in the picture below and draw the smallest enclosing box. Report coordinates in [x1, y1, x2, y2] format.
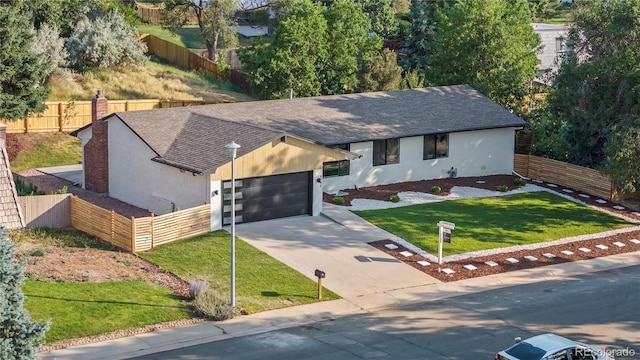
[346, 176, 640, 282]
[371, 230, 640, 282]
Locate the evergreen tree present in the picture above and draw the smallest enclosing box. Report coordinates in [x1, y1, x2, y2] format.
[0, 228, 49, 359]
[0, 1, 50, 120]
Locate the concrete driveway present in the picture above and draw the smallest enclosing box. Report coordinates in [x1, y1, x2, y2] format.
[235, 207, 438, 300]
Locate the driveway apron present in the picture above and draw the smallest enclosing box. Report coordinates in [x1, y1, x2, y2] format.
[235, 214, 438, 299]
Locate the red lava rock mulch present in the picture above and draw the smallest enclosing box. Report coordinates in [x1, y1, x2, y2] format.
[370, 230, 640, 283]
[323, 175, 640, 282]
[323, 175, 521, 206]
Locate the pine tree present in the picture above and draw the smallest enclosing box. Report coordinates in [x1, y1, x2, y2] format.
[0, 1, 51, 120]
[0, 228, 49, 359]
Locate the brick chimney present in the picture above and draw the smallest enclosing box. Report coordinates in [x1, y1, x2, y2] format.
[84, 90, 109, 194]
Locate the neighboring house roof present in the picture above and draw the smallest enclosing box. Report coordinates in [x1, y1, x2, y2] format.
[74, 85, 525, 174]
[0, 141, 25, 229]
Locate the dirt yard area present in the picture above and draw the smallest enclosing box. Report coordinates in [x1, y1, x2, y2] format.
[15, 239, 189, 298]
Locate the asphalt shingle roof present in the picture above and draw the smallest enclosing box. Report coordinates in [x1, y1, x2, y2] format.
[110, 85, 526, 173]
[114, 112, 285, 174]
[0, 142, 24, 229]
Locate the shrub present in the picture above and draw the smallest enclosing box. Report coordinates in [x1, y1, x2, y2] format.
[14, 178, 42, 196]
[188, 279, 209, 300]
[333, 196, 345, 205]
[389, 194, 400, 202]
[497, 185, 509, 192]
[430, 185, 442, 193]
[193, 290, 235, 321]
[30, 23, 68, 78]
[66, 9, 147, 72]
[514, 178, 527, 186]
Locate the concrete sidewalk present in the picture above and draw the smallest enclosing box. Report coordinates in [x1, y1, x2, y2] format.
[36, 164, 82, 185]
[39, 251, 640, 360]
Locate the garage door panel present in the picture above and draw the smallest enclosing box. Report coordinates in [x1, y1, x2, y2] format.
[222, 172, 311, 224]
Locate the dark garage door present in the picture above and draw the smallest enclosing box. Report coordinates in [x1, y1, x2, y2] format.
[222, 171, 312, 224]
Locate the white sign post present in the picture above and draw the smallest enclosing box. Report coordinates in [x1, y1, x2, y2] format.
[437, 221, 455, 271]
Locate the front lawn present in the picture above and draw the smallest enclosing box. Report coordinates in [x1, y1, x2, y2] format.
[138, 231, 340, 314]
[353, 192, 631, 256]
[23, 280, 191, 343]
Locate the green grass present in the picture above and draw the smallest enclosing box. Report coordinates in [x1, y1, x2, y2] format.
[10, 133, 81, 173]
[137, 24, 205, 49]
[138, 231, 340, 314]
[23, 280, 191, 342]
[353, 192, 631, 256]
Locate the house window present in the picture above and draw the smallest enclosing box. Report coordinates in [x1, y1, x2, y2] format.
[423, 134, 449, 160]
[373, 138, 399, 166]
[323, 160, 350, 177]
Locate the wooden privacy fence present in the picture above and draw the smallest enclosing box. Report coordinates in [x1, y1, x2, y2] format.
[133, 203, 211, 252]
[140, 34, 252, 93]
[69, 196, 211, 252]
[0, 99, 225, 134]
[19, 194, 71, 229]
[514, 154, 613, 200]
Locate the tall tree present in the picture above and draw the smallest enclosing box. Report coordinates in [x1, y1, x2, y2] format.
[359, 0, 398, 38]
[359, 48, 402, 92]
[0, 228, 50, 359]
[422, 0, 541, 113]
[541, 0, 640, 193]
[324, 0, 380, 94]
[162, 0, 237, 60]
[240, 0, 384, 99]
[238, 0, 329, 99]
[401, 0, 445, 75]
[0, 1, 50, 120]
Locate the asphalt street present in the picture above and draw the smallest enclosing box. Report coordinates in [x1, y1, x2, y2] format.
[131, 265, 640, 360]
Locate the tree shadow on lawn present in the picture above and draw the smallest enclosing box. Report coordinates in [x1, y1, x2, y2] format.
[24, 294, 188, 309]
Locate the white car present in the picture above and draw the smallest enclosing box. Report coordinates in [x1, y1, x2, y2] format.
[495, 333, 614, 360]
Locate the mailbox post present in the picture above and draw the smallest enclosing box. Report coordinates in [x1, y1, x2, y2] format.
[437, 221, 455, 271]
[314, 269, 325, 299]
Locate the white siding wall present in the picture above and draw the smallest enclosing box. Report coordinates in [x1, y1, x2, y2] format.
[108, 119, 208, 215]
[210, 179, 222, 230]
[312, 169, 322, 216]
[324, 128, 516, 192]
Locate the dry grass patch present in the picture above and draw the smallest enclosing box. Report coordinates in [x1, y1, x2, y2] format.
[47, 58, 253, 102]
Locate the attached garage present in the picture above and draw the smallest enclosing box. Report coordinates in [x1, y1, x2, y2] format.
[222, 172, 312, 224]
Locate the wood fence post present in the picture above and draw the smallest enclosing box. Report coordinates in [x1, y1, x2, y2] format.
[131, 216, 135, 252]
[58, 103, 64, 131]
[23, 115, 28, 133]
[111, 210, 115, 244]
[177, 207, 182, 238]
[150, 213, 155, 249]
